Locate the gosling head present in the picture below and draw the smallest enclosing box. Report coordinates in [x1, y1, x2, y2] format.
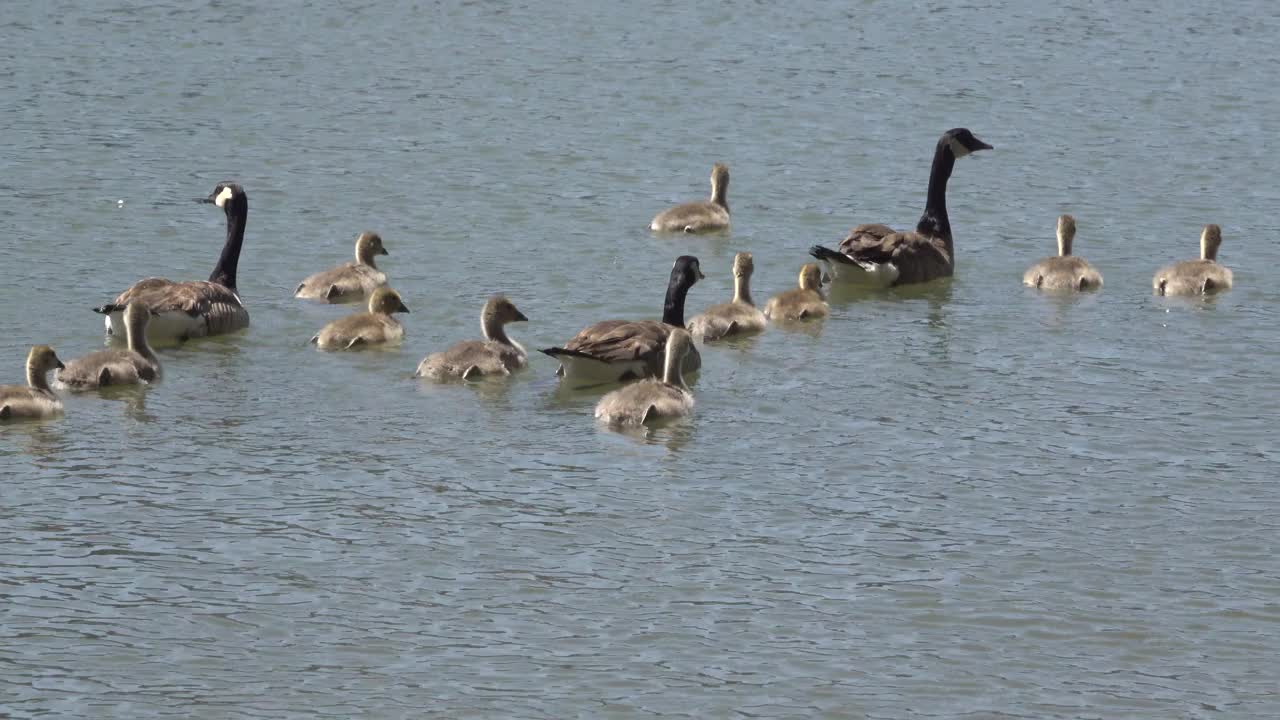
[671, 255, 706, 287]
[943, 128, 994, 159]
[711, 163, 730, 188]
[798, 263, 824, 291]
[731, 251, 754, 279]
[368, 287, 410, 315]
[1200, 224, 1223, 261]
[122, 302, 153, 330]
[27, 345, 64, 373]
[201, 181, 247, 211]
[355, 231, 388, 263]
[665, 327, 695, 362]
[482, 295, 528, 325]
[1057, 214, 1077, 256]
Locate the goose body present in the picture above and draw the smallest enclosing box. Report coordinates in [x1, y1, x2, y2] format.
[0, 346, 65, 421]
[295, 231, 389, 303]
[1023, 215, 1103, 291]
[1154, 225, 1233, 296]
[416, 296, 529, 380]
[811, 129, 992, 286]
[686, 252, 766, 341]
[58, 304, 161, 389]
[542, 256, 704, 383]
[650, 164, 730, 233]
[312, 288, 410, 350]
[595, 328, 695, 426]
[764, 264, 829, 320]
[96, 182, 250, 342]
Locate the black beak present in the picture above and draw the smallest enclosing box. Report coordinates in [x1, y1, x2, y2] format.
[379, 248, 389, 256]
[695, 269, 706, 280]
[55, 360, 66, 370]
[398, 302, 410, 314]
[197, 196, 214, 203]
[513, 310, 529, 322]
[974, 139, 994, 151]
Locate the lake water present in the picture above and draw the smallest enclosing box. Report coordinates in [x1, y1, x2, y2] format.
[3, 1, 1279, 717]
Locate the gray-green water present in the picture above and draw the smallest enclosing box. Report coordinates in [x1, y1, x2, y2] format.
[4, 2, 1279, 717]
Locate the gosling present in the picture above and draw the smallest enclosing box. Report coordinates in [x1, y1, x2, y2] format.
[595, 328, 696, 426]
[312, 287, 410, 350]
[0, 345, 65, 421]
[1022, 214, 1103, 291]
[58, 303, 161, 388]
[686, 252, 767, 341]
[764, 264, 829, 320]
[649, 163, 730, 233]
[415, 296, 529, 380]
[1153, 224, 1233, 296]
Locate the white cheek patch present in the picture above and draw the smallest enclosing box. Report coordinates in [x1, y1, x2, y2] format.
[214, 186, 235, 208]
[948, 137, 971, 158]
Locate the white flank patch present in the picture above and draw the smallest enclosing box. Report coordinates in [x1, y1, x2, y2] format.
[823, 259, 899, 288]
[559, 355, 648, 385]
[107, 310, 203, 345]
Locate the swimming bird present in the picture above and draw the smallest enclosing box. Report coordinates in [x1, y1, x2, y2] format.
[57, 303, 161, 389]
[541, 256, 704, 383]
[649, 164, 730, 233]
[294, 231, 389, 303]
[810, 128, 992, 286]
[1022, 214, 1103, 291]
[415, 296, 529, 380]
[594, 328, 696, 426]
[0, 345, 65, 421]
[311, 287, 410, 350]
[94, 181, 250, 342]
[686, 252, 766, 340]
[1153, 224, 1233, 296]
[764, 263, 829, 320]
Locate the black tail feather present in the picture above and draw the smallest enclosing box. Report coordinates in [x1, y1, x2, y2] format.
[540, 347, 599, 360]
[809, 245, 855, 264]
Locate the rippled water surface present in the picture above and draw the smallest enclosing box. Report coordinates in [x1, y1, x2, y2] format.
[4, 1, 1280, 717]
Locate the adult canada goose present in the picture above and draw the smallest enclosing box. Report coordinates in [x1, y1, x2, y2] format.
[57, 303, 161, 389]
[415, 295, 529, 380]
[0, 345, 65, 421]
[686, 252, 767, 340]
[810, 128, 993, 286]
[649, 163, 730, 233]
[294, 231, 389, 303]
[595, 328, 696, 426]
[1022, 214, 1103, 291]
[541, 256, 704, 383]
[1153, 224, 1234, 296]
[95, 181, 250, 342]
[311, 287, 410, 350]
[764, 263, 829, 320]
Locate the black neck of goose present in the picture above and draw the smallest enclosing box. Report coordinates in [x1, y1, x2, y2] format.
[209, 197, 247, 289]
[662, 275, 693, 327]
[916, 139, 955, 242]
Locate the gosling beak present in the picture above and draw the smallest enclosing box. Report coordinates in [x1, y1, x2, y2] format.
[696, 269, 706, 280]
[821, 273, 831, 285]
[379, 248, 389, 256]
[513, 310, 529, 322]
[397, 302, 410, 314]
[55, 360, 66, 370]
